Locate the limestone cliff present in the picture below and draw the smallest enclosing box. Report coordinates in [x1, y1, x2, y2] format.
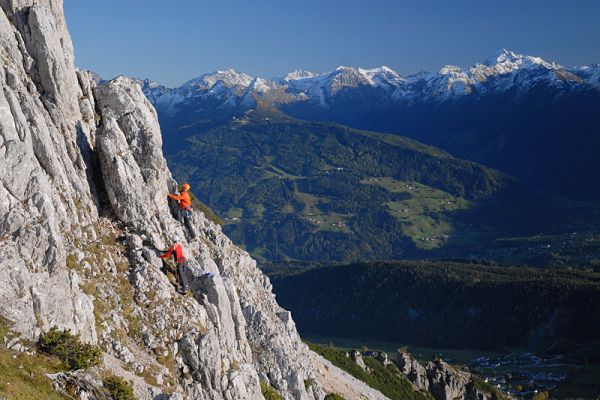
[0, 1, 334, 398]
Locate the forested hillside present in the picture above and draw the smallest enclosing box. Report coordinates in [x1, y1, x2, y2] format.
[270, 260, 600, 349]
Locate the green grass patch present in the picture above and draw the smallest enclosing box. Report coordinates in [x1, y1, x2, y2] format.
[244, 203, 265, 220]
[224, 207, 244, 224]
[265, 164, 303, 180]
[0, 319, 67, 399]
[294, 191, 351, 233]
[0, 347, 67, 399]
[324, 394, 346, 400]
[66, 254, 78, 270]
[363, 178, 470, 249]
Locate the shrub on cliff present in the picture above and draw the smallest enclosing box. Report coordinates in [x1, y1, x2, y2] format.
[102, 375, 135, 400]
[38, 327, 101, 371]
[260, 381, 283, 400]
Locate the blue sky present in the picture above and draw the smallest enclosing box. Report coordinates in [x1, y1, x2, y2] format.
[64, 0, 600, 87]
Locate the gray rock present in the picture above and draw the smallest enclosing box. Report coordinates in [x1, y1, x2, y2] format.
[375, 351, 392, 366]
[350, 350, 367, 371]
[396, 350, 430, 391]
[426, 359, 471, 400]
[49, 371, 111, 400]
[95, 76, 172, 226]
[0, 0, 96, 343]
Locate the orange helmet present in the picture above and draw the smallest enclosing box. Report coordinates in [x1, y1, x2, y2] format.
[181, 183, 191, 191]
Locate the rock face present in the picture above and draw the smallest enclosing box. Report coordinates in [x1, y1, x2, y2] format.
[95, 77, 172, 225]
[0, 1, 328, 399]
[0, 0, 97, 343]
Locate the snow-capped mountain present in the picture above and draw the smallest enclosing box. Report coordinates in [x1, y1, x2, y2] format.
[141, 49, 599, 117]
[183, 68, 254, 90]
[281, 65, 407, 107]
[137, 69, 267, 116]
[420, 48, 585, 97]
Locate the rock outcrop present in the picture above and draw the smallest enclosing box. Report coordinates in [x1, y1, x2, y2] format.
[396, 351, 504, 400]
[396, 350, 429, 391]
[425, 359, 472, 400]
[349, 350, 367, 371]
[0, 1, 328, 399]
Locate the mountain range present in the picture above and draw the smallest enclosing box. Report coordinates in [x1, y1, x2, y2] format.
[142, 49, 600, 111]
[140, 49, 600, 200]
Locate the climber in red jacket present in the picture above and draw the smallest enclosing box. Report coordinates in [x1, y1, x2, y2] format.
[168, 183, 196, 239]
[159, 236, 189, 294]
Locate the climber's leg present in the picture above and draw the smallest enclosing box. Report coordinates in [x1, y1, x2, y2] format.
[183, 210, 197, 239]
[177, 261, 189, 293]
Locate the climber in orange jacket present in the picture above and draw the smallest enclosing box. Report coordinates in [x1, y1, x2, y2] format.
[168, 183, 196, 239]
[168, 182, 192, 210]
[159, 235, 189, 293]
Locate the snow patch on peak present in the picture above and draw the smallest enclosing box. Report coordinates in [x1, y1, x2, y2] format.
[283, 70, 321, 81]
[183, 69, 254, 91]
[482, 49, 559, 71]
[361, 66, 405, 86]
[248, 77, 272, 94]
[140, 51, 599, 112]
[440, 65, 463, 75]
[335, 65, 352, 72]
[483, 48, 519, 66]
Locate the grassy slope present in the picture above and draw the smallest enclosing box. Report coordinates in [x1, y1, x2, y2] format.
[362, 178, 472, 249]
[0, 320, 67, 399]
[0, 350, 67, 399]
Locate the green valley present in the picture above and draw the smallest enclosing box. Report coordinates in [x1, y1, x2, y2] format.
[164, 111, 543, 262]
